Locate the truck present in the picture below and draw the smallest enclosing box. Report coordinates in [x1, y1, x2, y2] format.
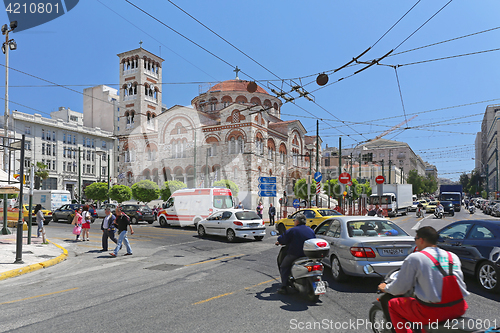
[439, 185, 463, 212]
[369, 184, 413, 217]
[22, 190, 72, 212]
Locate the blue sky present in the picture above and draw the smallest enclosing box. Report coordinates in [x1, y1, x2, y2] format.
[2, 0, 500, 180]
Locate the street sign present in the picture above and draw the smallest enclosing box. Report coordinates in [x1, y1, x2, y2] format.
[339, 172, 351, 184]
[258, 183, 277, 191]
[258, 190, 277, 197]
[293, 199, 300, 208]
[258, 177, 276, 183]
[375, 175, 385, 184]
[314, 172, 322, 183]
[347, 181, 352, 186]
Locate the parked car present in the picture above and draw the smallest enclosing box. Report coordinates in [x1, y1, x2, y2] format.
[437, 220, 500, 293]
[96, 203, 117, 218]
[197, 209, 265, 242]
[275, 208, 342, 234]
[119, 204, 155, 224]
[52, 204, 95, 223]
[409, 201, 419, 212]
[16, 204, 53, 224]
[491, 203, 500, 217]
[314, 216, 416, 282]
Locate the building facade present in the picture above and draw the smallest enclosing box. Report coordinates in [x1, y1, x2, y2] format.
[8, 108, 115, 199]
[477, 104, 500, 194]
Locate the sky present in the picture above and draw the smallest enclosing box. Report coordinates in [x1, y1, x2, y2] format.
[2, 0, 500, 181]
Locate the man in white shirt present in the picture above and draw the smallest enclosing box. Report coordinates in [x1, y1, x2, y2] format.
[100, 207, 118, 251]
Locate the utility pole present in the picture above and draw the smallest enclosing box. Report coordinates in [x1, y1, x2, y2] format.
[78, 147, 81, 203]
[27, 164, 34, 244]
[382, 159, 385, 181]
[206, 148, 209, 187]
[388, 159, 392, 184]
[107, 154, 110, 203]
[315, 120, 319, 206]
[194, 130, 197, 187]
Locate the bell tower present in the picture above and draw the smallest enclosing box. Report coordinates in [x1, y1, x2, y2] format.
[117, 47, 164, 135]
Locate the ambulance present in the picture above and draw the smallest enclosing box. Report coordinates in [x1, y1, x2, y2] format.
[157, 188, 234, 227]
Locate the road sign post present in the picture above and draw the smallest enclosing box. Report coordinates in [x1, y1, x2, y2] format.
[258, 177, 277, 197]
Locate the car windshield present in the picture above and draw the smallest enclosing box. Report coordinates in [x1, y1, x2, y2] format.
[347, 220, 409, 237]
[317, 209, 341, 216]
[235, 211, 261, 220]
[370, 196, 391, 205]
[213, 195, 233, 209]
[140, 205, 152, 211]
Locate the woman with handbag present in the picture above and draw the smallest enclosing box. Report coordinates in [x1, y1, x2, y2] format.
[72, 207, 83, 241]
[81, 205, 92, 241]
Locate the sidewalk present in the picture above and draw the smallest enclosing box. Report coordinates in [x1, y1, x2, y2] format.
[0, 229, 67, 280]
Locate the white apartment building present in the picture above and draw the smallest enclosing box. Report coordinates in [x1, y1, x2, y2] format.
[6, 108, 115, 199]
[477, 103, 500, 194]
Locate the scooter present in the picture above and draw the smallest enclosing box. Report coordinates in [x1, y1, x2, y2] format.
[363, 265, 496, 333]
[416, 207, 424, 218]
[434, 210, 444, 219]
[469, 206, 475, 214]
[271, 230, 329, 302]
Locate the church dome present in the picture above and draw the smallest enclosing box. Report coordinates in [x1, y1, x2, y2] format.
[207, 80, 269, 95]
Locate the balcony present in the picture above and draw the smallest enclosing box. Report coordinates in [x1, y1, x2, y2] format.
[123, 68, 138, 76]
[123, 95, 137, 102]
[145, 95, 158, 104]
[144, 69, 158, 78]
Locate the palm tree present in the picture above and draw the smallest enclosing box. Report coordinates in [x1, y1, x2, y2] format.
[34, 162, 49, 189]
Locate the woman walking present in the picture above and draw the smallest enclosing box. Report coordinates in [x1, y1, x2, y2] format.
[35, 204, 45, 240]
[81, 205, 92, 241]
[72, 207, 83, 241]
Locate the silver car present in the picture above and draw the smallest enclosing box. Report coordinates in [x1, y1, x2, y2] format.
[314, 216, 416, 282]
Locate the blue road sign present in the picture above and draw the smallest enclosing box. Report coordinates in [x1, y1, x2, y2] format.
[293, 199, 300, 208]
[258, 183, 277, 191]
[314, 172, 322, 183]
[258, 176, 277, 184]
[258, 190, 277, 197]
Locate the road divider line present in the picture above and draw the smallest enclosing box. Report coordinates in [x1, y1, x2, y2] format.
[184, 254, 244, 267]
[0, 287, 79, 305]
[193, 278, 277, 305]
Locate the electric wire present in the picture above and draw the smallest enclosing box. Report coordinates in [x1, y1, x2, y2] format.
[397, 47, 500, 67]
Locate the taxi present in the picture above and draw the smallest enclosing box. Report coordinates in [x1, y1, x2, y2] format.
[21, 204, 53, 224]
[275, 207, 342, 234]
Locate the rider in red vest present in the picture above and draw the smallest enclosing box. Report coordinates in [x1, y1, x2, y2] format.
[378, 226, 469, 333]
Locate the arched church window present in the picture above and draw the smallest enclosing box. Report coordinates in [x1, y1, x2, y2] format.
[237, 136, 244, 154]
[230, 137, 236, 154]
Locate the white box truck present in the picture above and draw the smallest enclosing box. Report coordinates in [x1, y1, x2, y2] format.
[369, 184, 413, 217]
[23, 190, 72, 212]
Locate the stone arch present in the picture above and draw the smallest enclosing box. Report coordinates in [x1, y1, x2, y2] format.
[162, 167, 172, 181]
[267, 138, 276, 150]
[161, 116, 195, 144]
[221, 95, 232, 108]
[250, 97, 262, 105]
[143, 168, 151, 180]
[226, 129, 247, 142]
[235, 95, 248, 104]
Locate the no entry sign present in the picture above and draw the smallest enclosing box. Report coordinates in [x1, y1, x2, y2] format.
[339, 172, 351, 184]
[375, 175, 385, 184]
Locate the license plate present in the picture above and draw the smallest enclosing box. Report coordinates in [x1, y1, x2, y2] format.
[381, 249, 404, 255]
[248, 223, 259, 227]
[313, 281, 326, 295]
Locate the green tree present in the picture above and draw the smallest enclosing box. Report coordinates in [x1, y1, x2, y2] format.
[34, 161, 49, 190]
[407, 169, 423, 195]
[467, 170, 483, 196]
[159, 180, 187, 201]
[213, 179, 239, 198]
[84, 182, 109, 203]
[131, 180, 159, 203]
[323, 179, 342, 199]
[109, 185, 132, 203]
[459, 173, 470, 192]
[422, 175, 438, 194]
[294, 178, 316, 202]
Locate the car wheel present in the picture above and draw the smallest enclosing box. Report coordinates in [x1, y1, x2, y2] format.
[254, 236, 264, 241]
[198, 225, 206, 237]
[53, 215, 58, 222]
[44, 220, 50, 225]
[226, 229, 236, 242]
[159, 216, 168, 228]
[330, 255, 347, 282]
[147, 220, 154, 224]
[477, 261, 500, 292]
[277, 224, 286, 236]
[311, 225, 317, 231]
[131, 217, 138, 224]
[67, 215, 72, 223]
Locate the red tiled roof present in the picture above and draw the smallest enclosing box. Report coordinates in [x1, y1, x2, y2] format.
[208, 80, 268, 95]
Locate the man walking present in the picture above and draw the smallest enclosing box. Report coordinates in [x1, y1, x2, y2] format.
[100, 207, 118, 252]
[110, 206, 134, 257]
[268, 203, 276, 226]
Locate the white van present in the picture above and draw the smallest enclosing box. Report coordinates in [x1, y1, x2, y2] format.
[157, 188, 233, 227]
[23, 190, 72, 212]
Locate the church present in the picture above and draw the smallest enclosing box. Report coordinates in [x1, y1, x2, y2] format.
[112, 47, 321, 209]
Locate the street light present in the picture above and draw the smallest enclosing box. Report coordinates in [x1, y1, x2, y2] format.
[2, 21, 16, 236]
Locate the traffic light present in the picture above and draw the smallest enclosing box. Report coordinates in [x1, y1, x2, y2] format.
[34, 176, 40, 189]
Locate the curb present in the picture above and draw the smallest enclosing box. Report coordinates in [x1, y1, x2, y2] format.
[0, 239, 68, 281]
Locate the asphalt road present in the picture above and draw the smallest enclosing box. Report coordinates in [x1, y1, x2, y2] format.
[0, 208, 499, 333]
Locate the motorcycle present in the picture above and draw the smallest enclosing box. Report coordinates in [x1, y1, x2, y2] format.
[434, 210, 444, 219]
[416, 207, 424, 218]
[363, 265, 496, 333]
[469, 206, 475, 214]
[271, 230, 329, 302]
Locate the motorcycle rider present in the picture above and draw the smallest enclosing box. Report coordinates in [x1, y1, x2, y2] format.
[435, 201, 444, 217]
[378, 226, 469, 333]
[275, 213, 315, 294]
[416, 201, 424, 217]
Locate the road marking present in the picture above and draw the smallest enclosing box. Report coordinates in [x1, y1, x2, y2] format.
[192, 278, 277, 305]
[0, 287, 79, 305]
[184, 254, 244, 267]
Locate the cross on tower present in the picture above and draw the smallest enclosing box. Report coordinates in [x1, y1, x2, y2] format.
[139, 40, 143, 48]
[233, 66, 240, 80]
